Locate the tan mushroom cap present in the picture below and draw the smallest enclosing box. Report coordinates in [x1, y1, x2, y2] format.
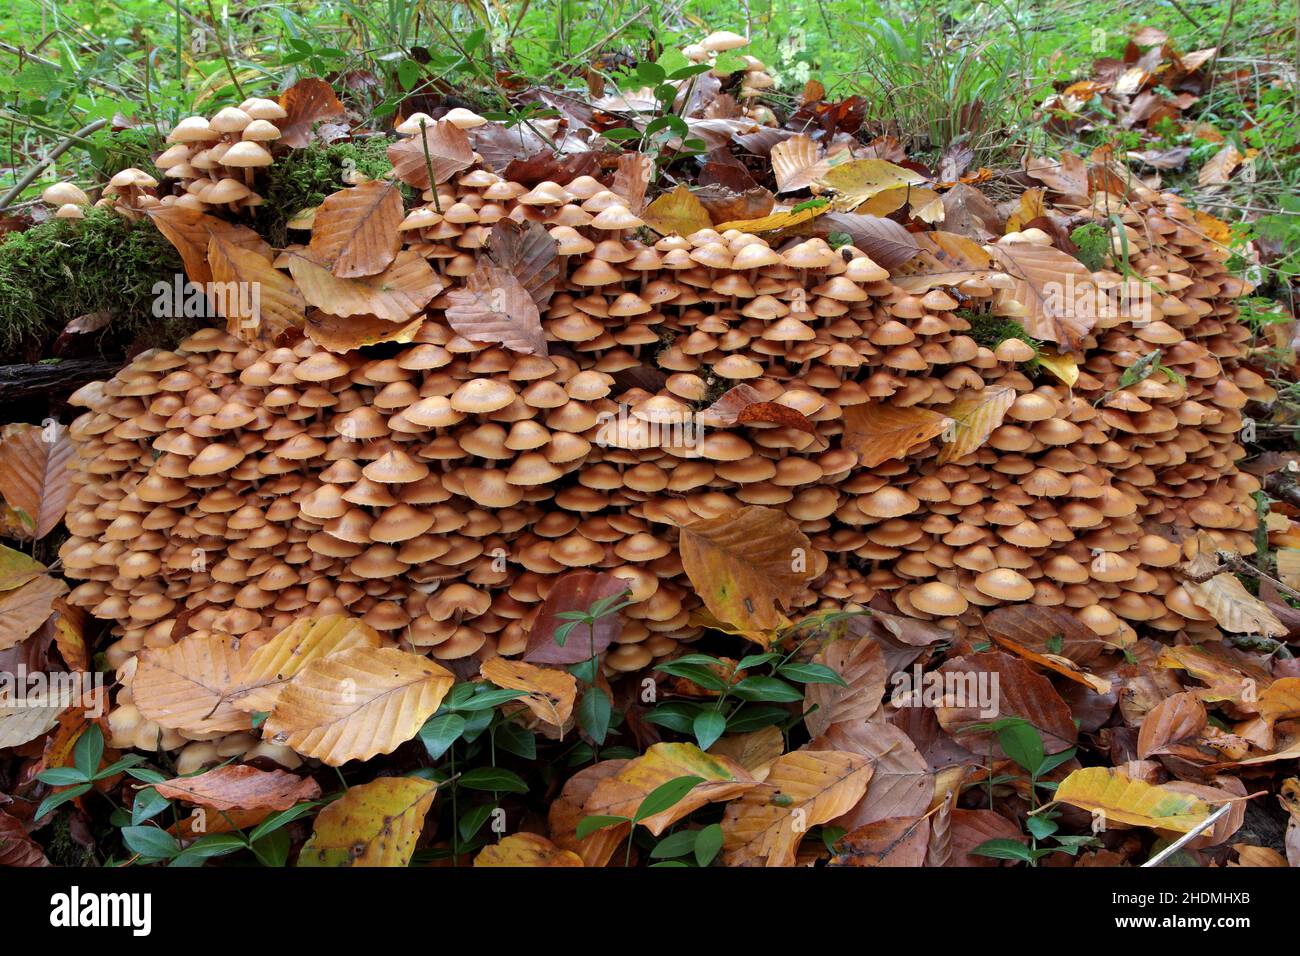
[974, 568, 1034, 601]
[910, 581, 969, 616]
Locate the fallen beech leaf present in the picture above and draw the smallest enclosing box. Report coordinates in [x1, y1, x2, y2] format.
[1024, 153, 1089, 198]
[524, 570, 629, 665]
[735, 401, 822, 444]
[1181, 547, 1287, 638]
[990, 241, 1101, 351]
[1199, 143, 1243, 187]
[708, 726, 784, 782]
[584, 742, 755, 836]
[908, 187, 945, 223]
[0, 422, 73, 539]
[937, 385, 1017, 464]
[0, 574, 66, 652]
[277, 78, 347, 149]
[481, 657, 577, 727]
[229, 614, 382, 714]
[1232, 845, 1287, 867]
[698, 384, 764, 426]
[308, 180, 404, 278]
[714, 204, 827, 233]
[488, 220, 560, 310]
[695, 183, 774, 224]
[949, 809, 1027, 866]
[49, 597, 87, 672]
[831, 815, 929, 866]
[610, 153, 653, 212]
[445, 262, 548, 355]
[804, 636, 887, 737]
[0, 680, 75, 748]
[816, 717, 933, 828]
[1194, 209, 1232, 245]
[935, 652, 1078, 755]
[0, 810, 49, 866]
[298, 776, 436, 867]
[288, 249, 439, 321]
[207, 234, 305, 343]
[841, 402, 951, 468]
[771, 134, 833, 193]
[890, 230, 994, 292]
[549, 759, 631, 866]
[304, 310, 425, 352]
[1158, 644, 1271, 709]
[640, 184, 713, 236]
[153, 765, 322, 812]
[816, 212, 920, 268]
[1005, 187, 1047, 233]
[264, 646, 454, 766]
[133, 633, 257, 736]
[1138, 692, 1208, 758]
[0, 544, 44, 592]
[1055, 767, 1211, 832]
[146, 206, 269, 287]
[678, 505, 814, 632]
[722, 750, 872, 867]
[984, 605, 1111, 691]
[940, 183, 1000, 240]
[1259, 678, 1300, 728]
[387, 119, 474, 189]
[474, 832, 583, 867]
[816, 159, 928, 211]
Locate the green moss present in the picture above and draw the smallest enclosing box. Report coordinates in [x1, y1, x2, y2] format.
[960, 309, 1043, 358]
[257, 137, 398, 246]
[0, 207, 187, 357]
[45, 809, 98, 867]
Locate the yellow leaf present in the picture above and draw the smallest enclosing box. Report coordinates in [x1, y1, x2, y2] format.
[474, 833, 583, 867]
[907, 186, 945, 223]
[840, 402, 951, 468]
[1054, 767, 1211, 832]
[1198, 143, 1242, 187]
[1194, 209, 1232, 245]
[298, 777, 436, 867]
[816, 159, 928, 212]
[229, 615, 382, 714]
[132, 632, 257, 736]
[264, 646, 454, 766]
[714, 204, 826, 234]
[1005, 187, 1047, 233]
[1258, 678, 1300, 728]
[721, 750, 873, 866]
[0, 544, 45, 593]
[0, 682, 75, 749]
[584, 742, 755, 836]
[1034, 348, 1079, 386]
[937, 385, 1017, 464]
[639, 184, 713, 236]
[480, 657, 578, 727]
[678, 505, 816, 631]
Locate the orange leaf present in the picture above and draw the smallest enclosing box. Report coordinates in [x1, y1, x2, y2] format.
[480, 657, 577, 727]
[474, 833, 583, 867]
[936, 385, 1017, 464]
[0, 422, 72, 538]
[444, 263, 548, 355]
[308, 180, 404, 278]
[153, 765, 322, 812]
[277, 78, 346, 149]
[841, 402, 951, 468]
[288, 249, 439, 320]
[889, 230, 994, 292]
[207, 234, 305, 343]
[387, 120, 474, 189]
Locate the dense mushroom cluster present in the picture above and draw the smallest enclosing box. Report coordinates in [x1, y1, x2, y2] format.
[50, 45, 1270, 762]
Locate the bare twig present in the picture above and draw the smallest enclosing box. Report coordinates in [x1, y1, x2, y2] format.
[0, 117, 108, 212]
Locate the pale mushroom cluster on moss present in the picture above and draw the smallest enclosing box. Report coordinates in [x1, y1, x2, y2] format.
[52, 43, 1268, 764]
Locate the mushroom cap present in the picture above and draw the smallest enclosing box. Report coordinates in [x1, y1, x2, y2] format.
[442, 107, 487, 129]
[221, 141, 273, 167]
[42, 182, 89, 206]
[55, 203, 86, 220]
[210, 106, 252, 133]
[910, 581, 969, 616]
[701, 30, 748, 52]
[451, 378, 516, 413]
[974, 568, 1034, 601]
[169, 116, 220, 142]
[239, 97, 289, 120]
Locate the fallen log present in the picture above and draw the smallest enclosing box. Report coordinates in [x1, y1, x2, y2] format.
[0, 357, 123, 401]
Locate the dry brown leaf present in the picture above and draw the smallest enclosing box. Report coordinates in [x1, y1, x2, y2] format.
[548, 759, 631, 866]
[308, 180, 404, 278]
[1182, 541, 1286, 638]
[831, 815, 930, 866]
[678, 505, 814, 632]
[304, 310, 425, 353]
[990, 241, 1101, 351]
[277, 78, 347, 149]
[0, 422, 73, 539]
[1138, 692, 1208, 758]
[0, 574, 66, 652]
[387, 120, 474, 189]
[940, 184, 1001, 240]
[890, 230, 994, 292]
[1259, 678, 1300, 728]
[1199, 144, 1243, 187]
[804, 636, 887, 738]
[132, 633, 257, 736]
[263, 646, 454, 766]
[708, 726, 784, 782]
[840, 402, 951, 468]
[935, 652, 1078, 756]
[937, 385, 1017, 464]
[0, 810, 49, 866]
[984, 605, 1111, 691]
[207, 234, 305, 343]
[816, 212, 920, 268]
[152, 765, 322, 812]
[474, 832, 583, 867]
[721, 750, 872, 867]
[444, 262, 548, 355]
[817, 716, 934, 828]
[0, 681, 74, 749]
[480, 657, 577, 727]
[949, 809, 1026, 866]
[1025, 153, 1089, 198]
[640, 184, 714, 236]
[488, 220, 560, 310]
[288, 249, 439, 321]
[771, 134, 831, 193]
[229, 614, 382, 714]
